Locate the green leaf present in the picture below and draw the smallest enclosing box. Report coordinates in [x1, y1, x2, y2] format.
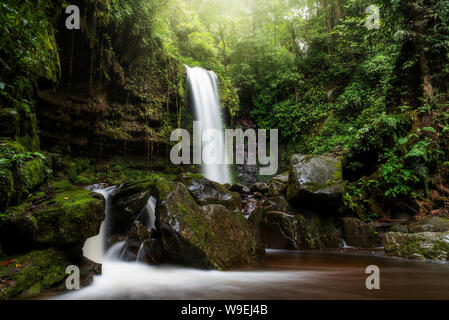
[422, 127, 436, 133]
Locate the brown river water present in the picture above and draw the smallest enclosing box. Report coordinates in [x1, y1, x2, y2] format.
[49, 249, 449, 300]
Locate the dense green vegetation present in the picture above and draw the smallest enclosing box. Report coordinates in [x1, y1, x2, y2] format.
[1, 0, 448, 222]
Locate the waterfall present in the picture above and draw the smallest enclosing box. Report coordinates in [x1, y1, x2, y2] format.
[186, 66, 231, 184]
[82, 185, 116, 263]
[138, 196, 157, 231]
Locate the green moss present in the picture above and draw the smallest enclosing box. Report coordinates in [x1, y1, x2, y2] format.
[0, 179, 104, 250]
[0, 159, 13, 211]
[13, 158, 47, 202]
[0, 139, 26, 159]
[0, 248, 70, 300]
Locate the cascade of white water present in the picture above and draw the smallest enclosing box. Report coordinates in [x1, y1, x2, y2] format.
[185, 66, 231, 184]
[82, 186, 116, 263]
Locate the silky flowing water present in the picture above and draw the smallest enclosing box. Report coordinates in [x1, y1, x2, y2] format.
[55, 247, 449, 300]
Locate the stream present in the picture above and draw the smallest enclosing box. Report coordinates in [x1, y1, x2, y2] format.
[54, 249, 449, 300]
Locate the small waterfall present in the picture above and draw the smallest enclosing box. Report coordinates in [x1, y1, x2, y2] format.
[186, 66, 231, 184]
[82, 185, 116, 263]
[138, 196, 157, 231]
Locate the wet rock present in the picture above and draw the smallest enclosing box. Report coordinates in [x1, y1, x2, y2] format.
[251, 182, 269, 194]
[408, 216, 449, 233]
[79, 257, 102, 287]
[261, 211, 340, 250]
[230, 183, 250, 194]
[0, 180, 105, 253]
[139, 238, 163, 265]
[153, 178, 262, 269]
[109, 180, 154, 235]
[262, 211, 298, 249]
[119, 221, 151, 262]
[342, 217, 378, 248]
[383, 231, 449, 261]
[267, 172, 289, 197]
[180, 173, 241, 211]
[243, 198, 262, 218]
[286, 155, 343, 207]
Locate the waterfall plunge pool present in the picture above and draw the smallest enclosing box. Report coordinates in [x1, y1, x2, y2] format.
[51, 249, 449, 300]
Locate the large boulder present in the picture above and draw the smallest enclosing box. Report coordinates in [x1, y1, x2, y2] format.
[153, 177, 262, 269]
[108, 180, 154, 235]
[383, 231, 449, 261]
[0, 180, 104, 253]
[180, 173, 241, 211]
[261, 211, 340, 250]
[287, 155, 343, 207]
[267, 172, 289, 197]
[408, 216, 449, 233]
[342, 217, 378, 248]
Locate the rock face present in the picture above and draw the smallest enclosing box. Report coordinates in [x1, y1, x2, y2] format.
[342, 217, 378, 248]
[408, 216, 449, 233]
[383, 231, 449, 261]
[0, 180, 104, 253]
[287, 155, 343, 207]
[153, 177, 262, 269]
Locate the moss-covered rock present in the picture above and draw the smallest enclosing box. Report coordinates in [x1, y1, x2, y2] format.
[267, 172, 289, 197]
[0, 139, 26, 159]
[408, 216, 449, 233]
[0, 180, 104, 252]
[0, 159, 13, 211]
[287, 155, 343, 207]
[180, 173, 242, 211]
[342, 217, 378, 248]
[13, 157, 48, 202]
[0, 248, 71, 300]
[383, 231, 449, 261]
[154, 177, 262, 269]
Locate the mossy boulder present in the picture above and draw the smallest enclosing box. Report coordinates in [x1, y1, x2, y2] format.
[0, 248, 71, 300]
[267, 172, 289, 197]
[383, 231, 449, 261]
[408, 216, 449, 233]
[153, 177, 262, 269]
[342, 217, 378, 248]
[0, 139, 26, 159]
[180, 173, 242, 211]
[287, 155, 343, 207]
[0, 180, 105, 252]
[13, 157, 48, 202]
